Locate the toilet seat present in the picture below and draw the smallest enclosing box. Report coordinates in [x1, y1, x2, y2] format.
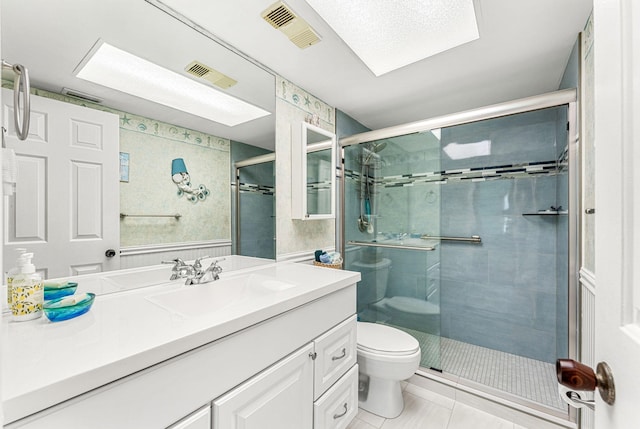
[357, 322, 419, 356]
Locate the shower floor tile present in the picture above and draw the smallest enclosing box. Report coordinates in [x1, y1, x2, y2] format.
[392, 325, 567, 412]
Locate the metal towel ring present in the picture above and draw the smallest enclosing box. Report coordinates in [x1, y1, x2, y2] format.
[2, 60, 31, 141]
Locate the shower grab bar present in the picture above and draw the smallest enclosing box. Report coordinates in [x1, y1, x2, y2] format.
[2, 60, 30, 141]
[420, 234, 482, 243]
[348, 240, 435, 251]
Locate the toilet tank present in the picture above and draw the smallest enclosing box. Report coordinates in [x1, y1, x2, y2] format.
[351, 258, 392, 306]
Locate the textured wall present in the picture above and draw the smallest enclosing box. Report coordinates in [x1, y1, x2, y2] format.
[119, 118, 230, 246]
[275, 77, 336, 259]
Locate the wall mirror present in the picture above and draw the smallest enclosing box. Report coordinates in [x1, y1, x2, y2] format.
[292, 122, 336, 220]
[1, 0, 276, 277]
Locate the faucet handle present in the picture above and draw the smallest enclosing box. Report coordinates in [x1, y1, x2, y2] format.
[162, 258, 184, 268]
[193, 256, 212, 269]
[208, 258, 225, 279]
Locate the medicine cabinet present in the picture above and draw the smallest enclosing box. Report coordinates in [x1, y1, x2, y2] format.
[292, 122, 336, 220]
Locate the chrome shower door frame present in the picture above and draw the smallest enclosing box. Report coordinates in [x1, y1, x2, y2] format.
[338, 88, 579, 420]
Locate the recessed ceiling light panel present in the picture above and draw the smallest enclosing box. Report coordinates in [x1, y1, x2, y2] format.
[74, 41, 270, 127]
[304, 0, 479, 76]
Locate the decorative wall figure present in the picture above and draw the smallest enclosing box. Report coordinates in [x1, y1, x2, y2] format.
[171, 158, 210, 203]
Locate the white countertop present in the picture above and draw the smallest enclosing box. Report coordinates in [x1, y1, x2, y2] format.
[1, 261, 360, 424]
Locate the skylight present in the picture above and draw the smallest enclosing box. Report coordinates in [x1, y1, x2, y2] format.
[304, 0, 479, 76]
[75, 41, 270, 127]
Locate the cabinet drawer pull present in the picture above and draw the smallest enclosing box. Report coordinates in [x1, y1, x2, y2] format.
[333, 403, 348, 419]
[331, 348, 347, 361]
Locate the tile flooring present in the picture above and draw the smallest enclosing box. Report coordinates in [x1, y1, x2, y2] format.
[394, 325, 566, 411]
[346, 383, 534, 429]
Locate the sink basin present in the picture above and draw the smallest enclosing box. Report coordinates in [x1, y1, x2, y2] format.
[145, 273, 297, 318]
[198, 255, 275, 274]
[100, 265, 174, 292]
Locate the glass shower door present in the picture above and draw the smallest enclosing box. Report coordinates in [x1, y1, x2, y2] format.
[343, 131, 443, 370]
[236, 160, 275, 259]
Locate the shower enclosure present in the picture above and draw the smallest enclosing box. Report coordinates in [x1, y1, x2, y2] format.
[235, 154, 276, 260]
[340, 90, 577, 416]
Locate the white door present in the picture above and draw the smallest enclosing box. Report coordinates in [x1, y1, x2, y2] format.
[593, 0, 640, 427]
[2, 89, 120, 279]
[213, 343, 314, 429]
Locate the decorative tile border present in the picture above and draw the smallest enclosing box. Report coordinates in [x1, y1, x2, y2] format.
[1, 80, 230, 152]
[239, 183, 275, 196]
[276, 76, 335, 126]
[345, 159, 560, 188]
[307, 180, 332, 192]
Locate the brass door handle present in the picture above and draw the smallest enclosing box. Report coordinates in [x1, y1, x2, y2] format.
[556, 359, 615, 405]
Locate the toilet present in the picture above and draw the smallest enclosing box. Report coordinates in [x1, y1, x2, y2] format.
[357, 321, 421, 418]
[352, 252, 422, 417]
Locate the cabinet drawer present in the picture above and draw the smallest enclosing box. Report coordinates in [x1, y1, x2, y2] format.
[313, 365, 358, 429]
[314, 315, 357, 399]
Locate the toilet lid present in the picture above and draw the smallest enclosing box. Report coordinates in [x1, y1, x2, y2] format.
[357, 322, 419, 356]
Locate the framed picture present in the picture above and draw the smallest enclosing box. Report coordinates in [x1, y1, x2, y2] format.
[119, 152, 130, 182]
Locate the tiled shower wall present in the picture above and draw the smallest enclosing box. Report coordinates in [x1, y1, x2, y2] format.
[364, 107, 568, 365]
[438, 108, 567, 364]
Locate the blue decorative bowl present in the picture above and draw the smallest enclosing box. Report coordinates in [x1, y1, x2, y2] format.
[44, 293, 95, 322]
[43, 282, 78, 300]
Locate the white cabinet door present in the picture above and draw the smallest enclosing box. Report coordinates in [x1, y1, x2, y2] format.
[2, 90, 120, 279]
[213, 344, 314, 429]
[168, 406, 211, 429]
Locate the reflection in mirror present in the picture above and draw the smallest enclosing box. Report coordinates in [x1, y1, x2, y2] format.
[234, 154, 276, 260]
[291, 123, 336, 220]
[1, 0, 276, 278]
[306, 148, 333, 217]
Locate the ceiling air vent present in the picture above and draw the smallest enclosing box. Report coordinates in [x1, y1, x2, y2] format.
[263, 3, 296, 28]
[61, 88, 103, 104]
[261, 1, 321, 49]
[185, 61, 237, 89]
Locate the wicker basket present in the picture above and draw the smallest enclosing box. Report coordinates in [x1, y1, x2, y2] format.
[313, 259, 343, 269]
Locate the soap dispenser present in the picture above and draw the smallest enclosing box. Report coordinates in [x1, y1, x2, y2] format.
[11, 253, 43, 321]
[6, 247, 27, 306]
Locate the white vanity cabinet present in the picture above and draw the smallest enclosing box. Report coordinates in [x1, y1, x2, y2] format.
[168, 406, 212, 429]
[212, 315, 358, 429]
[4, 279, 358, 429]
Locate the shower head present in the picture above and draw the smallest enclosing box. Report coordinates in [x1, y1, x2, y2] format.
[372, 141, 387, 152]
[366, 141, 387, 153]
[362, 141, 388, 166]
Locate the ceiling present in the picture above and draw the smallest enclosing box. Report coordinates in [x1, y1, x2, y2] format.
[1, 0, 592, 150]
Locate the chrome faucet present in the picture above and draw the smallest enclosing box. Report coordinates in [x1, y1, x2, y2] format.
[162, 258, 194, 280]
[185, 257, 225, 285]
